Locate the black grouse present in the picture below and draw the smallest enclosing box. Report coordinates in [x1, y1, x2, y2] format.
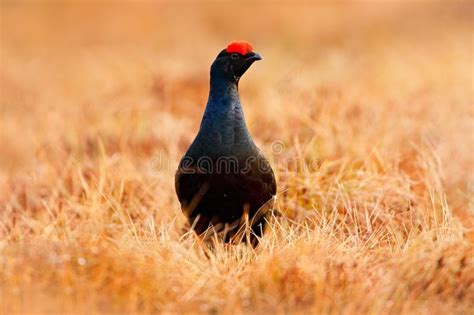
[175, 41, 276, 246]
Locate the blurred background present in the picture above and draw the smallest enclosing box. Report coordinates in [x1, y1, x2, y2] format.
[2, 0, 472, 219]
[0, 1, 473, 313]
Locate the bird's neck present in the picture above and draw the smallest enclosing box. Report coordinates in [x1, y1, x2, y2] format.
[208, 76, 240, 110]
[196, 76, 253, 154]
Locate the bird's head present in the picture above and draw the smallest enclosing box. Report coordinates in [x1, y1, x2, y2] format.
[210, 41, 262, 83]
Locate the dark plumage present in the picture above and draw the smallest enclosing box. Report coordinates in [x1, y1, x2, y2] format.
[175, 41, 276, 246]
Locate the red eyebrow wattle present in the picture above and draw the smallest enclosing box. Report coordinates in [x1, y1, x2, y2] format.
[226, 41, 254, 55]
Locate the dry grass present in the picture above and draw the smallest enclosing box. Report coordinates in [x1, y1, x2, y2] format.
[1, 1, 473, 314]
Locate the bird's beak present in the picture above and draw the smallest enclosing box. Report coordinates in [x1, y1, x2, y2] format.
[246, 52, 263, 62]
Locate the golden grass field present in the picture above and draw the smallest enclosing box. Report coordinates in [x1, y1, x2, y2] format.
[1, 1, 473, 314]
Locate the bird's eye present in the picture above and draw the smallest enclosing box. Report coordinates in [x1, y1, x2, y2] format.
[230, 53, 239, 60]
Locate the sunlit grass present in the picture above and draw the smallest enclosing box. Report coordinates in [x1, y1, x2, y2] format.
[1, 1, 473, 314]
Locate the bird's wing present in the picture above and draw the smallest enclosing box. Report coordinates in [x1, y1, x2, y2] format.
[235, 153, 277, 204]
[175, 163, 211, 216]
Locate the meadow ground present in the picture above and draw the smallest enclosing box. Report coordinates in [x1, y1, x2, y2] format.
[1, 1, 473, 314]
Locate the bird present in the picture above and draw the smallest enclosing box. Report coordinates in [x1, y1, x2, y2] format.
[175, 41, 276, 246]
